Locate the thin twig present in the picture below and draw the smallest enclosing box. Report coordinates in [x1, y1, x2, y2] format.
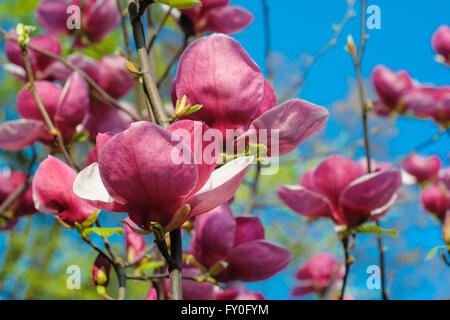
[147, 7, 173, 52]
[21, 48, 75, 168]
[124, 244, 155, 267]
[117, 0, 144, 117]
[262, 0, 273, 83]
[339, 237, 351, 300]
[156, 36, 189, 89]
[352, 0, 388, 301]
[279, 2, 355, 100]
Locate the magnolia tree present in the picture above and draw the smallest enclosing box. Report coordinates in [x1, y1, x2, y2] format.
[0, 0, 448, 301]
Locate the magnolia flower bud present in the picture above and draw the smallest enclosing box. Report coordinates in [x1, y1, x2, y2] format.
[92, 254, 111, 287]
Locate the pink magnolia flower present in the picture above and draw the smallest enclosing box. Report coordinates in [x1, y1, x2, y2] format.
[215, 286, 265, 300]
[292, 253, 344, 298]
[73, 120, 253, 231]
[124, 218, 146, 263]
[172, 34, 329, 156]
[401, 153, 442, 184]
[5, 32, 61, 82]
[0, 72, 90, 150]
[36, 0, 120, 47]
[92, 254, 111, 286]
[33, 155, 97, 227]
[278, 155, 402, 226]
[0, 171, 36, 231]
[188, 204, 292, 282]
[432, 25, 450, 65]
[421, 180, 450, 220]
[371, 65, 414, 115]
[403, 86, 450, 126]
[180, 0, 253, 36]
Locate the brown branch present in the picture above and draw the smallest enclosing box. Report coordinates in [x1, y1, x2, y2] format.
[147, 7, 173, 52]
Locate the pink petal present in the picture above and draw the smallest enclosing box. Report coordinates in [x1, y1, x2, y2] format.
[54, 72, 90, 141]
[202, 6, 254, 34]
[432, 25, 450, 63]
[33, 155, 96, 226]
[0, 119, 51, 150]
[191, 204, 236, 268]
[83, 0, 120, 42]
[291, 285, 315, 297]
[277, 185, 332, 219]
[249, 99, 329, 156]
[233, 216, 265, 247]
[96, 132, 116, 155]
[28, 34, 62, 72]
[175, 34, 264, 136]
[340, 170, 402, 226]
[144, 287, 158, 300]
[220, 240, 292, 282]
[98, 55, 134, 99]
[401, 153, 442, 183]
[298, 168, 316, 190]
[168, 120, 219, 196]
[254, 80, 277, 118]
[17, 81, 62, 122]
[313, 155, 365, 209]
[187, 156, 253, 217]
[36, 0, 71, 35]
[98, 122, 198, 229]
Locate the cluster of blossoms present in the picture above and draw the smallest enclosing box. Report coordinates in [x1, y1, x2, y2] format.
[278, 155, 402, 227]
[401, 153, 449, 244]
[371, 25, 450, 127]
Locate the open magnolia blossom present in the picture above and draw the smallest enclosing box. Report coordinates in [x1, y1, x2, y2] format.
[5, 31, 61, 82]
[0, 171, 36, 231]
[372, 65, 450, 125]
[371, 65, 414, 116]
[401, 153, 442, 184]
[179, 0, 253, 36]
[187, 204, 292, 282]
[33, 156, 98, 227]
[432, 25, 450, 65]
[278, 155, 402, 226]
[0, 72, 89, 150]
[36, 0, 120, 47]
[73, 120, 253, 232]
[421, 173, 450, 220]
[292, 253, 344, 298]
[172, 33, 329, 157]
